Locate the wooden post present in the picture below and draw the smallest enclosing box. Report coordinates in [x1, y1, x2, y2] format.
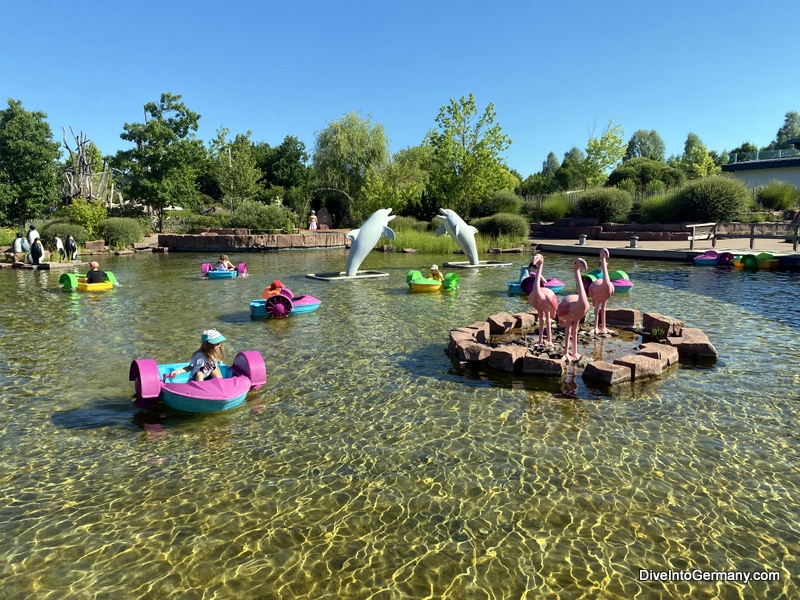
[749, 223, 755, 250]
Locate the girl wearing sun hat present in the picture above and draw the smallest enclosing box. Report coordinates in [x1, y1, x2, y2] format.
[166, 329, 227, 381]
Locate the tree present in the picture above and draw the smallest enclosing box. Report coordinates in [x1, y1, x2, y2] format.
[209, 127, 261, 210]
[678, 132, 720, 179]
[254, 135, 314, 214]
[0, 99, 61, 224]
[425, 93, 512, 218]
[543, 151, 560, 175]
[556, 146, 586, 190]
[767, 111, 800, 150]
[729, 141, 758, 162]
[623, 130, 665, 162]
[110, 92, 205, 230]
[361, 144, 432, 219]
[583, 118, 626, 188]
[607, 157, 685, 190]
[312, 111, 389, 223]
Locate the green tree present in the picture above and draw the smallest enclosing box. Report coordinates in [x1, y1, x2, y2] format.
[678, 133, 720, 179]
[312, 111, 389, 223]
[110, 93, 205, 230]
[556, 146, 586, 190]
[0, 99, 61, 224]
[583, 118, 626, 188]
[361, 144, 432, 219]
[607, 157, 685, 190]
[623, 129, 665, 162]
[209, 127, 261, 210]
[254, 135, 314, 214]
[729, 141, 758, 162]
[543, 151, 560, 175]
[425, 93, 512, 218]
[766, 111, 800, 150]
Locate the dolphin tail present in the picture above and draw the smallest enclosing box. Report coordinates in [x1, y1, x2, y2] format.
[346, 229, 360, 241]
[382, 226, 396, 241]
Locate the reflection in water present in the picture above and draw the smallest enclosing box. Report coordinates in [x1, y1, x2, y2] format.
[0, 251, 798, 598]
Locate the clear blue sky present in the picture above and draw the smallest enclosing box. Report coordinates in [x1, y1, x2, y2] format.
[3, 0, 799, 177]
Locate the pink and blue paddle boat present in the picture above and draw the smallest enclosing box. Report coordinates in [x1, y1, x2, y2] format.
[510, 276, 565, 295]
[693, 250, 735, 266]
[130, 351, 266, 413]
[250, 287, 322, 318]
[582, 269, 634, 294]
[202, 263, 248, 279]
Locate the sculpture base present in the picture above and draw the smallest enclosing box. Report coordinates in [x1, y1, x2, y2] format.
[443, 260, 513, 269]
[306, 270, 390, 281]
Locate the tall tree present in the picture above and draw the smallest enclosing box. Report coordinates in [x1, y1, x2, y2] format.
[679, 132, 720, 179]
[209, 127, 261, 210]
[767, 111, 800, 150]
[425, 93, 512, 218]
[557, 146, 586, 190]
[542, 151, 560, 175]
[110, 92, 205, 230]
[583, 118, 626, 188]
[623, 129, 665, 162]
[361, 144, 432, 219]
[0, 99, 61, 224]
[312, 111, 389, 223]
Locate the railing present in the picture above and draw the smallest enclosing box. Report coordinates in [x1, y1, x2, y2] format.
[727, 148, 800, 164]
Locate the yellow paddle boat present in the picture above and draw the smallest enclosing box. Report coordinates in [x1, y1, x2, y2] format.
[59, 272, 118, 291]
[406, 270, 459, 292]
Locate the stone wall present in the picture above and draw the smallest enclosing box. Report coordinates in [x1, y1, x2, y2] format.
[157, 232, 349, 251]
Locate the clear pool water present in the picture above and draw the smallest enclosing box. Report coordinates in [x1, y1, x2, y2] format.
[1, 249, 798, 598]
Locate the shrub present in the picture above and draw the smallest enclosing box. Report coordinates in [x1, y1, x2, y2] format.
[0, 227, 16, 246]
[645, 180, 667, 193]
[470, 213, 529, 239]
[615, 178, 636, 194]
[40, 221, 88, 244]
[577, 188, 633, 222]
[473, 189, 522, 218]
[391, 216, 429, 232]
[98, 218, 145, 250]
[540, 194, 570, 221]
[230, 200, 290, 233]
[675, 176, 750, 222]
[59, 197, 108, 237]
[639, 193, 681, 223]
[108, 204, 152, 234]
[757, 180, 798, 211]
[185, 213, 232, 233]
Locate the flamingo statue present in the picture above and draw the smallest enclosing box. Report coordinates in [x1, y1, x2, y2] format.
[557, 258, 590, 362]
[588, 248, 615, 335]
[527, 254, 558, 346]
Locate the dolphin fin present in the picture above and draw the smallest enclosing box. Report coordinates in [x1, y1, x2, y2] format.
[435, 224, 447, 237]
[454, 223, 460, 237]
[382, 226, 396, 241]
[346, 229, 360, 241]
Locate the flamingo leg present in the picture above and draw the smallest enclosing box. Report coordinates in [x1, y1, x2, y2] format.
[545, 312, 553, 345]
[537, 310, 545, 345]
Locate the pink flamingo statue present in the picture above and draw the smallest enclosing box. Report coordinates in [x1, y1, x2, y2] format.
[527, 254, 558, 346]
[588, 248, 615, 335]
[557, 258, 590, 362]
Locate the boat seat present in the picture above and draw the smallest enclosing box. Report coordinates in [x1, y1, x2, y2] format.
[687, 223, 717, 250]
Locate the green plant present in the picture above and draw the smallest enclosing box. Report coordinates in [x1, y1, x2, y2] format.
[577, 187, 633, 222]
[675, 176, 750, 222]
[470, 213, 529, 239]
[651, 327, 666, 341]
[40, 221, 88, 244]
[391, 216, 429, 232]
[0, 227, 16, 246]
[229, 200, 288, 233]
[757, 180, 798, 211]
[472, 188, 522, 218]
[59, 197, 108, 237]
[639, 193, 680, 223]
[98, 218, 145, 250]
[540, 194, 570, 221]
[615, 178, 636, 194]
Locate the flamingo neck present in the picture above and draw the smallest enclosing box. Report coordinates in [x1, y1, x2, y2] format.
[575, 266, 587, 302]
[600, 256, 610, 280]
[534, 261, 543, 286]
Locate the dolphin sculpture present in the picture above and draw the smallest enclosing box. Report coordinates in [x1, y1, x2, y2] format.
[435, 208, 480, 265]
[345, 208, 396, 276]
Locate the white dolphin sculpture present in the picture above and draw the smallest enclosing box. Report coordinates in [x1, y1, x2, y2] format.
[435, 208, 480, 265]
[345, 208, 396, 276]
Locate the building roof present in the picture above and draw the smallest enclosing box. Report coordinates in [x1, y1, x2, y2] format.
[722, 156, 800, 172]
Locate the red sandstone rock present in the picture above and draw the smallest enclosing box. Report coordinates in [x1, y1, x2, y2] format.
[613, 355, 662, 380]
[487, 345, 527, 372]
[512, 312, 537, 329]
[582, 361, 632, 385]
[487, 312, 517, 334]
[666, 328, 718, 359]
[521, 354, 565, 377]
[448, 329, 477, 355]
[643, 312, 684, 337]
[605, 308, 641, 327]
[459, 341, 492, 362]
[638, 342, 679, 367]
[464, 322, 490, 343]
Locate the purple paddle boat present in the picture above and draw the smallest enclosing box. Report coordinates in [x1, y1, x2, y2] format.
[693, 250, 734, 266]
[130, 351, 267, 413]
[202, 263, 248, 278]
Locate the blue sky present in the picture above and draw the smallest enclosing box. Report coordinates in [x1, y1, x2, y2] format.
[3, 0, 799, 177]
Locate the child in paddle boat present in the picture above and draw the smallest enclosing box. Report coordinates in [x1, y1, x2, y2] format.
[217, 254, 235, 271]
[429, 265, 444, 282]
[167, 329, 226, 382]
[85, 261, 107, 283]
[262, 279, 285, 299]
